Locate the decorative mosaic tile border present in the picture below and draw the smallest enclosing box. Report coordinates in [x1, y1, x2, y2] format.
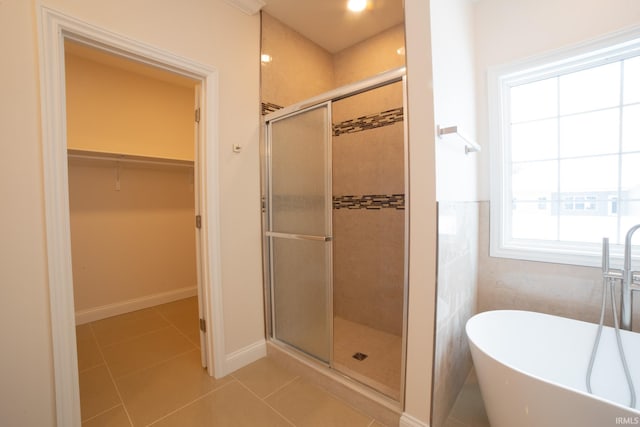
[333, 194, 405, 210]
[262, 101, 404, 138]
[262, 102, 284, 115]
[333, 107, 404, 136]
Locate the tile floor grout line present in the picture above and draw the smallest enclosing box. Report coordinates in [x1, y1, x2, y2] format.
[256, 374, 301, 400]
[80, 403, 123, 424]
[77, 361, 106, 374]
[154, 307, 202, 350]
[305, 377, 383, 422]
[96, 324, 174, 351]
[89, 323, 136, 427]
[232, 378, 297, 427]
[144, 379, 239, 426]
[112, 347, 199, 382]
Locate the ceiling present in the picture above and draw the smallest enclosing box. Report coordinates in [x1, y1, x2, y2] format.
[262, 0, 405, 53]
[64, 40, 198, 89]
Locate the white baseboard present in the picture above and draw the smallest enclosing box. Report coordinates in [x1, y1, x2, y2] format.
[75, 286, 197, 324]
[223, 339, 267, 375]
[400, 413, 430, 427]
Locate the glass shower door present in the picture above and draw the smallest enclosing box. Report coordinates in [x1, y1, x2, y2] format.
[266, 104, 332, 363]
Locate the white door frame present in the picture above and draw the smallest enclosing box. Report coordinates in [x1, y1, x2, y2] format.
[37, 7, 226, 426]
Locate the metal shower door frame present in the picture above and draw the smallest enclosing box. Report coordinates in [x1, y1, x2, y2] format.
[261, 66, 408, 404]
[264, 101, 334, 365]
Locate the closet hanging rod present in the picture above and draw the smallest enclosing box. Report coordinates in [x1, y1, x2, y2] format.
[67, 149, 194, 168]
[436, 125, 481, 155]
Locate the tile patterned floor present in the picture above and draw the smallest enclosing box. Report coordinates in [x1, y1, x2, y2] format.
[76, 297, 388, 426]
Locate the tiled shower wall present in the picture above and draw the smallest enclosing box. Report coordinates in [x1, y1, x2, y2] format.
[332, 82, 405, 336]
[432, 201, 479, 427]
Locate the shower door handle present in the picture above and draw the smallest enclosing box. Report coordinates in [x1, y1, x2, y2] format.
[265, 231, 332, 242]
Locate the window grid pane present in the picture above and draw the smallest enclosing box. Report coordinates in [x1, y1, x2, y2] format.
[507, 55, 640, 248]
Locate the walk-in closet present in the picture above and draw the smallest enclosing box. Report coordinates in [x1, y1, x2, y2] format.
[65, 40, 199, 325]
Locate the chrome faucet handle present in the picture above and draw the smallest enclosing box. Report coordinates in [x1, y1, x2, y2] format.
[625, 226, 640, 289]
[622, 224, 640, 330]
[602, 237, 610, 271]
[602, 237, 623, 281]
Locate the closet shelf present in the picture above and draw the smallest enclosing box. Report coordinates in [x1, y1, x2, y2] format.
[67, 149, 194, 168]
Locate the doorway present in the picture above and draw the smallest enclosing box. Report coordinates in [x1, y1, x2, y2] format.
[38, 9, 224, 425]
[64, 40, 207, 364]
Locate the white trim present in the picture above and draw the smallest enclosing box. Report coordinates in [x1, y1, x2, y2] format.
[37, 7, 225, 426]
[223, 0, 265, 15]
[399, 413, 430, 427]
[223, 339, 267, 374]
[488, 25, 640, 268]
[75, 287, 197, 325]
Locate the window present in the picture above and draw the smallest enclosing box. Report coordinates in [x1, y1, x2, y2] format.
[489, 29, 640, 267]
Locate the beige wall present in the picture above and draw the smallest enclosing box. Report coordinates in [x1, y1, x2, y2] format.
[432, 0, 478, 203]
[66, 52, 197, 315]
[68, 160, 197, 313]
[429, 0, 479, 424]
[403, 0, 438, 422]
[0, 0, 57, 425]
[1, 0, 263, 425]
[65, 52, 196, 161]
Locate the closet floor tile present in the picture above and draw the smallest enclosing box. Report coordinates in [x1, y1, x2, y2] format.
[82, 405, 131, 427]
[91, 307, 169, 348]
[101, 327, 195, 378]
[156, 296, 200, 338]
[76, 324, 104, 372]
[79, 365, 121, 421]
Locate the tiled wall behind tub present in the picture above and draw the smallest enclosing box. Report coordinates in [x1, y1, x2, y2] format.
[332, 82, 405, 336]
[477, 201, 640, 330]
[432, 201, 479, 427]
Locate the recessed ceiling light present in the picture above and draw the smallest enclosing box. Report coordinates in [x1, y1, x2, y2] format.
[347, 0, 367, 13]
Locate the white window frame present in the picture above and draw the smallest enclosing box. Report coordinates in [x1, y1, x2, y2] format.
[489, 26, 640, 268]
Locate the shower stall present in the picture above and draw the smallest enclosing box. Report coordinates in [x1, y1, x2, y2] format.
[261, 68, 408, 402]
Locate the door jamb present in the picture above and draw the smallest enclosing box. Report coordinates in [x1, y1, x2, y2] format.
[37, 7, 226, 426]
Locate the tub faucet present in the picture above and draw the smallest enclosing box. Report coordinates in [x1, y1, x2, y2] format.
[602, 237, 623, 284]
[621, 224, 640, 331]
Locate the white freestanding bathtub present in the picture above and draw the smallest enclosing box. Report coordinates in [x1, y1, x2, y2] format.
[466, 310, 640, 427]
